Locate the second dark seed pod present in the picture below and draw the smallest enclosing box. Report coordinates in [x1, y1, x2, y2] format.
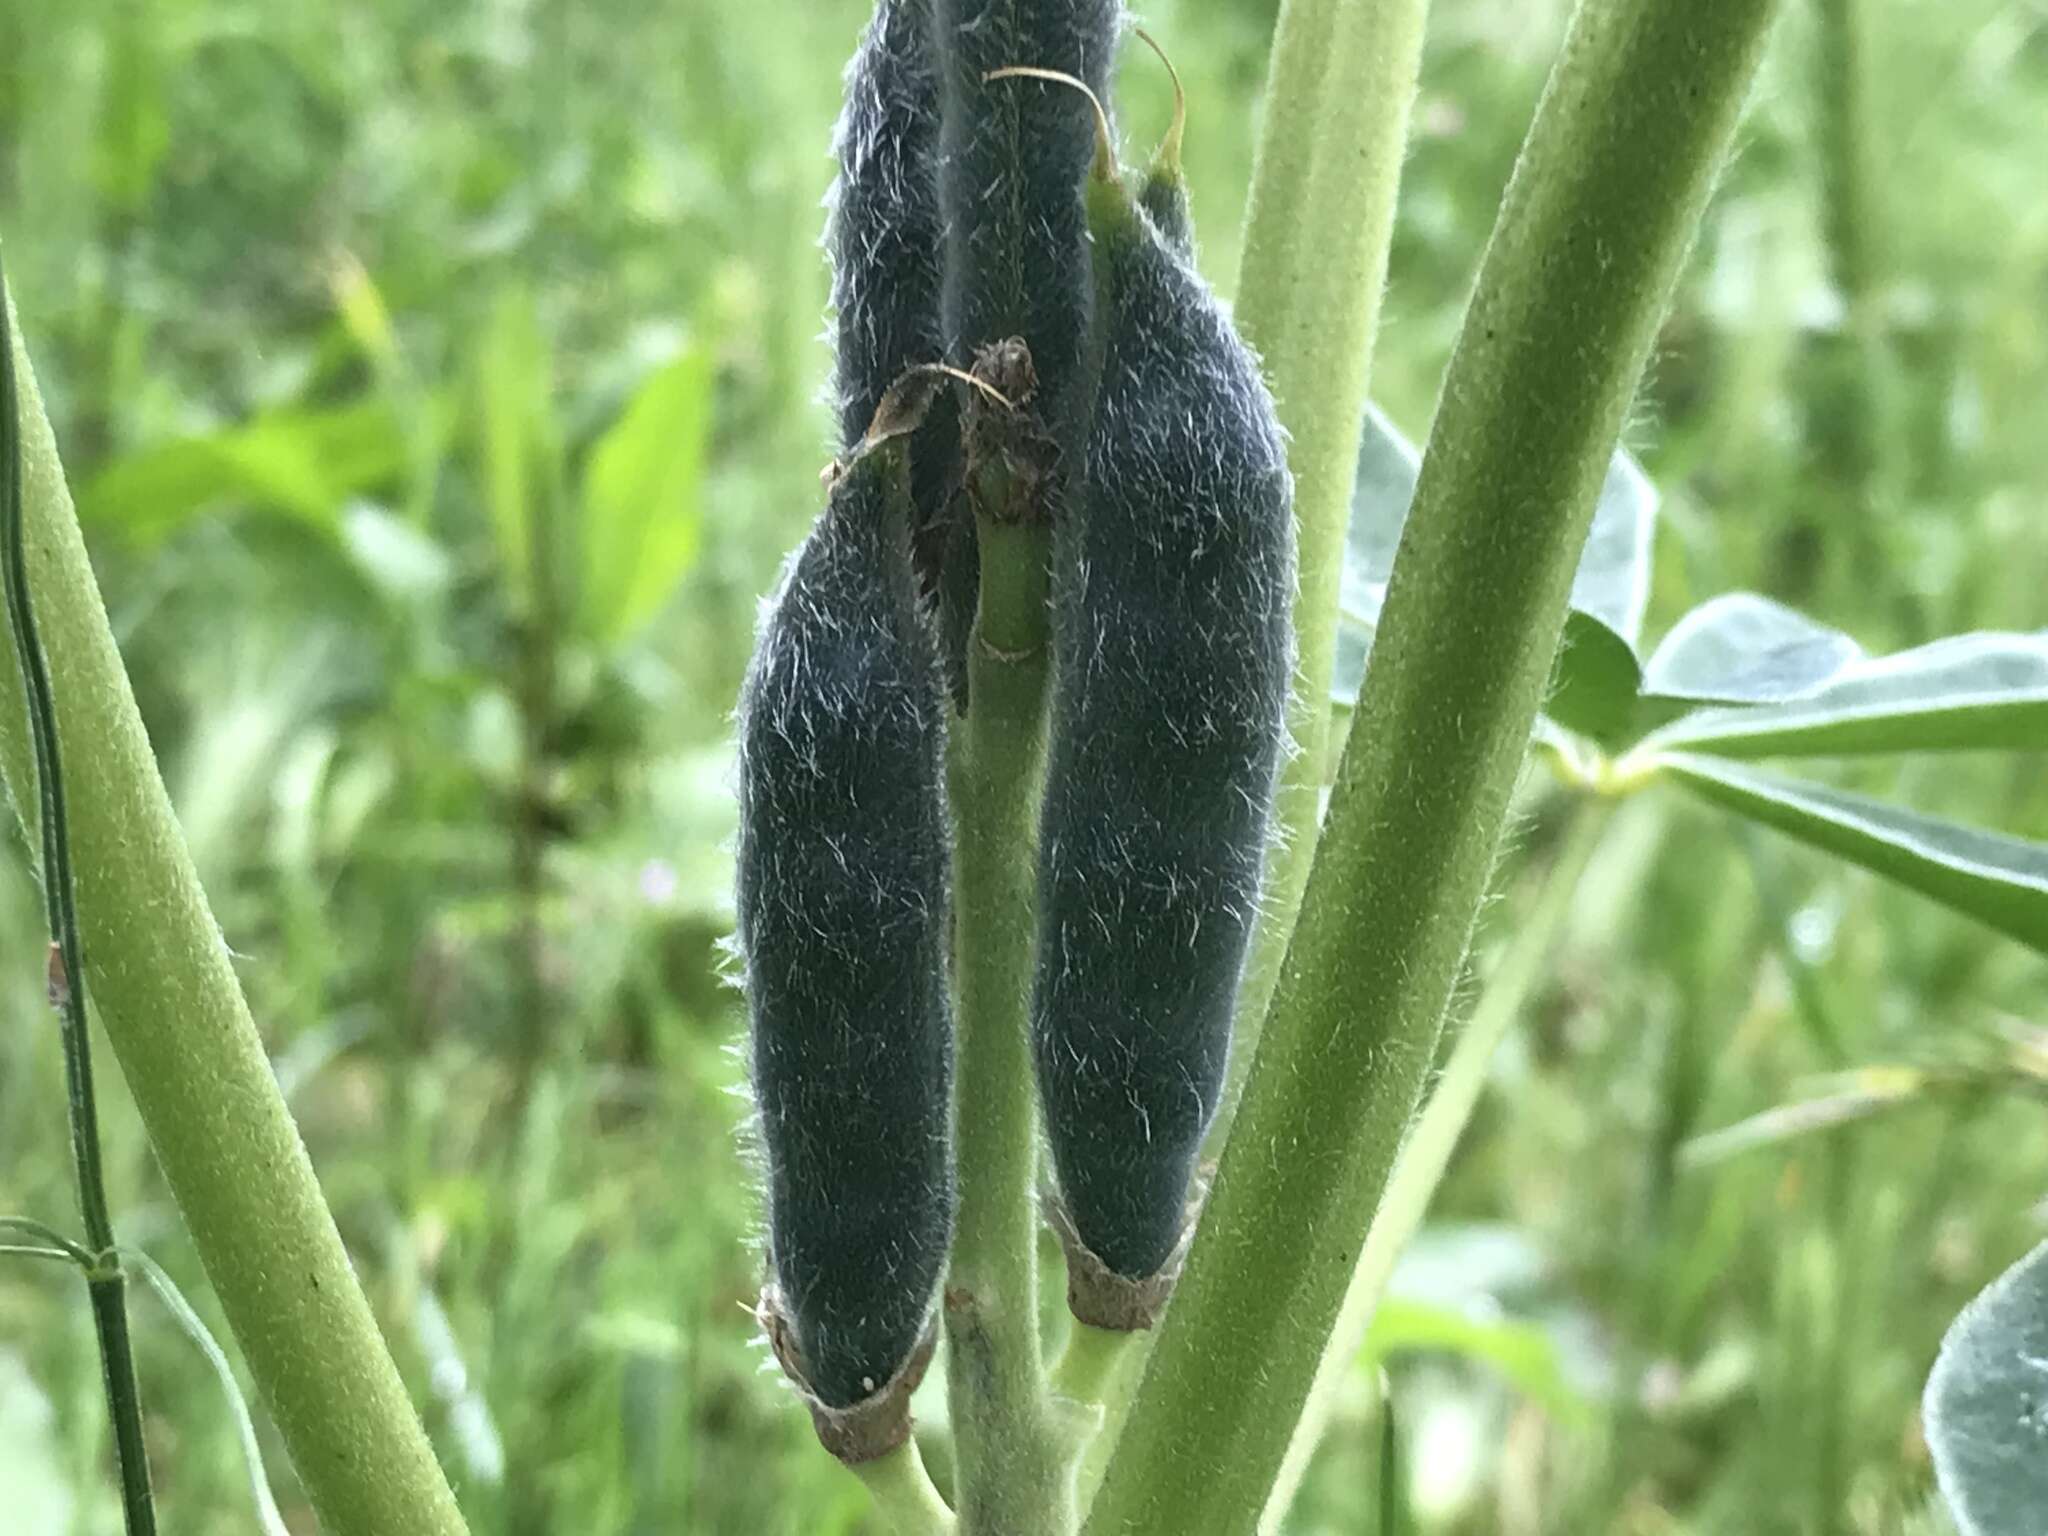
[1032, 123, 1295, 1305]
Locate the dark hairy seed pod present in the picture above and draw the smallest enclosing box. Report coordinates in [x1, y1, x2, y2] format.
[1032, 120, 1295, 1297]
[736, 441, 953, 1448]
[934, 0, 1122, 437]
[830, 0, 969, 673]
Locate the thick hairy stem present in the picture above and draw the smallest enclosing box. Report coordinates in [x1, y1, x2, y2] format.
[1085, 4, 1781, 1532]
[0, 273, 469, 1536]
[944, 516, 1070, 1536]
[1214, 0, 1432, 1134]
[1259, 804, 1609, 1529]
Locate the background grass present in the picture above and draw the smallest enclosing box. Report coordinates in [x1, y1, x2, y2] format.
[0, 0, 2044, 1531]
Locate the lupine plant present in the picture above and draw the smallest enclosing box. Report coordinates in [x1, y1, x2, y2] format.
[2, 1, 2045, 1535]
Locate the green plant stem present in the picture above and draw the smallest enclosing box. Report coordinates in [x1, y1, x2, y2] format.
[943, 516, 1067, 1536]
[1049, 1323, 1134, 1411]
[1215, 0, 1431, 1135]
[1048, 1323, 1139, 1511]
[4, 253, 156, 1536]
[1259, 801, 1608, 1530]
[0, 272, 469, 1536]
[1085, 4, 1780, 1531]
[87, 1271, 157, 1532]
[1805, 0, 1889, 607]
[853, 1441, 958, 1536]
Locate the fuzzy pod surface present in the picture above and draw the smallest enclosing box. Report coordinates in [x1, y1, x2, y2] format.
[1032, 181, 1295, 1285]
[933, 0, 1122, 439]
[830, 0, 966, 630]
[1137, 159, 1192, 260]
[737, 443, 954, 1410]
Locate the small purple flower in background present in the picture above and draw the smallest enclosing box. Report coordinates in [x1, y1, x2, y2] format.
[638, 859, 679, 908]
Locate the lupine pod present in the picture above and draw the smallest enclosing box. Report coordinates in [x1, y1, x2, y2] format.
[830, 0, 972, 691]
[933, 0, 1122, 442]
[737, 438, 953, 1456]
[1032, 133, 1295, 1309]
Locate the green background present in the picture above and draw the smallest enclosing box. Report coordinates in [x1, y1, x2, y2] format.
[1, 0, 2044, 1530]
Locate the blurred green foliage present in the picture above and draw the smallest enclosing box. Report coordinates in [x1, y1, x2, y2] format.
[0, 0, 2043, 1532]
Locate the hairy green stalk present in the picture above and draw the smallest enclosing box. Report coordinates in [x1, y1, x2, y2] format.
[1260, 804, 1609, 1529]
[0, 272, 469, 1536]
[853, 1441, 958, 1536]
[2, 255, 156, 1534]
[1085, 4, 1781, 1532]
[943, 516, 1070, 1536]
[1217, 0, 1432, 1133]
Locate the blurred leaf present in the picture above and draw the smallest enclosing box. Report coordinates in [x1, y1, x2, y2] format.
[1925, 1239, 2048, 1536]
[1568, 453, 1657, 650]
[413, 1284, 506, 1488]
[475, 287, 556, 605]
[93, 14, 173, 214]
[342, 501, 453, 605]
[1342, 403, 1420, 625]
[1550, 612, 1648, 745]
[1548, 454, 1660, 742]
[326, 250, 400, 371]
[1334, 406, 1655, 724]
[1363, 1298, 1589, 1422]
[82, 399, 408, 540]
[577, 342, 712, 647]
[1662, 755, 2048, 953]
[1647, 630, 2048, 757]
[1640, 593, 1864, 705]
[1679, 1067, 1953, 1167]
[0, 1351, 73, 1534]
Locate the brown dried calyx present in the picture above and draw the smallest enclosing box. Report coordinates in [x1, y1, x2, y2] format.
[961, 336, 1059, 528]
[756, 1285, 939, 1464]
[1044, 1183, 1203, 1333]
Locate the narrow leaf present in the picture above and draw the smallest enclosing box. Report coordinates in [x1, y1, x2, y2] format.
[1661, 755, 2048, 952]
[1648, 630, 2048, 757]
[81, 400, 408, 541]
[1364, 1298, 1589, 1421]
[1335, 406, 1655, 724]
[475, 288, 553, 600]
[1926, 1239, 2048, 1536]
[1548, 454, 1660, 741]
[1640, 592, 1864, 704]
[576, 343, 712, 646]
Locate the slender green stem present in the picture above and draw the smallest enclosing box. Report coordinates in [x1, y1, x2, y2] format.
[0, 1213, 94, 1266]
[1259, 802, 1609, 1530]
[0, 1243, 78, 1263]
[87, 1272, 157, 1532]
[1086, 5, 1780, 1531]
[943, 516, 1068, 1536]
[852, 1440, 958, 1536]
[1215, 0, 1432, 1136]
[0, 265, 469, 1536]
[3, 252, 157, 1536]
[1803, 0, 1889, 606]
[1049, 1323, 1135, 1411]
[1055, 1324, 1141, 1515]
